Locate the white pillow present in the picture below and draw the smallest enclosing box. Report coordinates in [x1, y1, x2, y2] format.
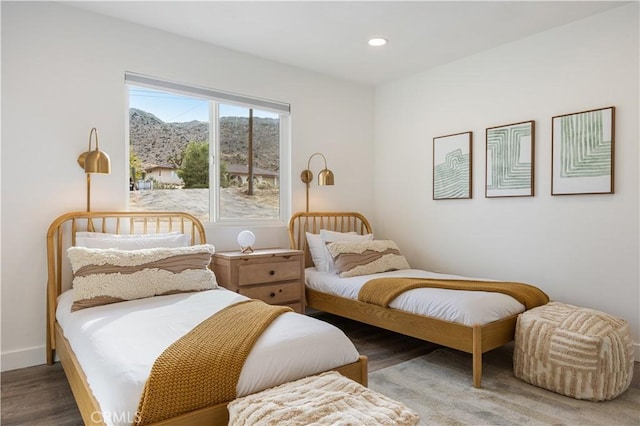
[305, 232, 320, 269]
[306, 232, 344, 272]
[307, 231, 359, 272]
[75, 231, 191, 250]
[319, 230, 374, 273]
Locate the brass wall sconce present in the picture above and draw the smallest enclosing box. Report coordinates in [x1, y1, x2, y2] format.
[300, 152, 334, 212]
[77, 127, 111, 212]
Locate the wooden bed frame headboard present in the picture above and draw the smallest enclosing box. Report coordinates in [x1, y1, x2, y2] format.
[46, 211, 207, 364]
[288, 212, 372, 268]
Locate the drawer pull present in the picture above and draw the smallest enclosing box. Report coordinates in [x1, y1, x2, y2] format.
[269, 289, 283, 298]
[269, 270, 275, 275]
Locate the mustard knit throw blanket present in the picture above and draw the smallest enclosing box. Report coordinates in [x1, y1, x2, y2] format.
[359, 277, 549, 310]
[135, 300, 292, 425]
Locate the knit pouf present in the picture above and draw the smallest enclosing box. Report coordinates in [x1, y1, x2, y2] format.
[513, 302, 633, 401]
[228, 371, 419, 426]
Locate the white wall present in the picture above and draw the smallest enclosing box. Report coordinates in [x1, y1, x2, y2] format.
[374, 4, 639, 357]
[0, 2, 374, 370]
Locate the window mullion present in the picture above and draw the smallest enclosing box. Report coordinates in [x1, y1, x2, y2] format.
[210, 101, 219, 223]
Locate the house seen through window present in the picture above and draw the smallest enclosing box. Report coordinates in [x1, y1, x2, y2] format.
[126, 74, 290, 224]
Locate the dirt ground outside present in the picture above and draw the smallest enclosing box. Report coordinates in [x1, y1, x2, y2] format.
[129, 187, 279, 223]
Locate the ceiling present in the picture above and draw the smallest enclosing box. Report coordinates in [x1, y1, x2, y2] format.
[65, 1, 627, 86]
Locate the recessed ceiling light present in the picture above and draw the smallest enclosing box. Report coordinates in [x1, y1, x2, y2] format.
[368, 37, 388, 47]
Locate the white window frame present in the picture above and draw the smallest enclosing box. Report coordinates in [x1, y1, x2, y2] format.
[125, 72, 291, 226]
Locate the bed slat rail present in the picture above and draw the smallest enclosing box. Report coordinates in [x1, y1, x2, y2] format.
[46, 211, 207, 365]
[288, 212, 372, 268]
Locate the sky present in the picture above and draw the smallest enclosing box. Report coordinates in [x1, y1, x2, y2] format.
[128, 86, 277, 122]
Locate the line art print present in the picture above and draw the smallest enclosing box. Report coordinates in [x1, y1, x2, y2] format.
[485, 120, 534, 198]
[433, 131, 472, 200]
[552, 106, 614, 195]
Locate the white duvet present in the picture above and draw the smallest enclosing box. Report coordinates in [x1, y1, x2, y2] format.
[305, 268, 526, 326]
[56, 288, 359, 426]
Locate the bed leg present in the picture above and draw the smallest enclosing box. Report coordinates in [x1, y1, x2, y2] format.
[472, 325, 482, 388]
[46, 332, 54, 365]
[360, 355, 368, 387]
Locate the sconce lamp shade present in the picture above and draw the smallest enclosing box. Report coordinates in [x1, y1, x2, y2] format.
[301, 152, 335, 212]
[78, 127, 111, 212]
[83, 150, 111, 174]
[318, 168, 334, 186]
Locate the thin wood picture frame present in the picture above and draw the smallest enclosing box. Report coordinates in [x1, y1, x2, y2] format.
[551, 106, 615, 195]
[433, 131, 472, 200]
[485, 120, 535, 198]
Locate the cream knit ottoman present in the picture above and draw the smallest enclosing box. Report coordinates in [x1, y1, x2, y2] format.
[513, 302, 633, 401]
[228, 371, 419, 425]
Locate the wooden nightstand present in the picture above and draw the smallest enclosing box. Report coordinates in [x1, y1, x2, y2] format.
[212, 248, 305, 313]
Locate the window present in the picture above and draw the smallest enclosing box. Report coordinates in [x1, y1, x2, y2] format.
[126, 73, 291, 225]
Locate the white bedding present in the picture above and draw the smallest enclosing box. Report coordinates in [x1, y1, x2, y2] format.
[56, 288, 359, 426]
[305, 268, 526, 326]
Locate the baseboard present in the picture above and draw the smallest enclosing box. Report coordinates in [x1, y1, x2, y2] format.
[1, 345, 46, 372]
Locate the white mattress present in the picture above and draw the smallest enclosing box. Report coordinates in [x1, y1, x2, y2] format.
[56, 288, 359, 426]
[305, 268, 526, 326]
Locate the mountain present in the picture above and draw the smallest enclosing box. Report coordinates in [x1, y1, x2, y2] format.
[129, 108, 279, 171]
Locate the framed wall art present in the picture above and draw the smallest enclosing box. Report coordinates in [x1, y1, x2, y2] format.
[551, 106, 615, 195]
[485, 120, 535, 198]
[433, 131, 472, 200]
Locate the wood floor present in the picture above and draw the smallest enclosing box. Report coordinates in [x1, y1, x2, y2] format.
[0, 313, 439, 426]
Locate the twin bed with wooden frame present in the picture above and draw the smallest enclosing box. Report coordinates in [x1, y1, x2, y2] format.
[288, 211, 549, 388]
[47, 211, 367, 426]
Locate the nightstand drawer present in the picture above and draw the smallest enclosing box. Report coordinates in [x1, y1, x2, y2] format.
[240, 282, 302, 305]
[238, 260, 301, 286]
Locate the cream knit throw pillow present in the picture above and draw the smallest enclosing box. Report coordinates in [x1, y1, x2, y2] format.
[327, 240, 410, 278]
[67, 244, 217, 311]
